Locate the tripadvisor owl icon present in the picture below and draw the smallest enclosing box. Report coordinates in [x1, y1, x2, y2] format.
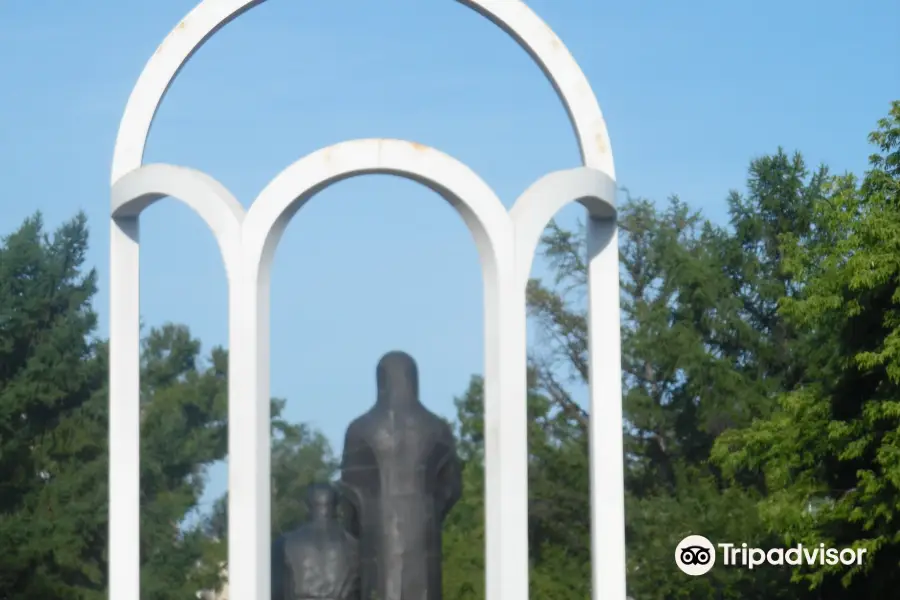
[675, 535, 716, 576]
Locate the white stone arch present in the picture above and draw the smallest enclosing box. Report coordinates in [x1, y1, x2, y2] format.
[108, 1, 625, 599]
[108, 143, 523, 600]
[242, 139, 511, 276]
[111, 164, 245, 272]
[108, 164, 245, 600]
[227, 138, 517, 600]
[510, 167, 624, 599]
[109, 0, 615, 184]
[511, 166, 616, 283]
[456, 0, 615, 177]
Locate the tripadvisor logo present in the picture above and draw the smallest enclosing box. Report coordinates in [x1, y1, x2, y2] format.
[675, 535, 868, 576]
[675, 535, 716, 576]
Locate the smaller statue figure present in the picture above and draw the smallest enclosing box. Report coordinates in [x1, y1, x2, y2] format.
[272, 483, 360, 600]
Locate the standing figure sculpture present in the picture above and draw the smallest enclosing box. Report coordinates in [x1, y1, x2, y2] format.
[340, 351, 463, 600]
[272, 483, 360, 600]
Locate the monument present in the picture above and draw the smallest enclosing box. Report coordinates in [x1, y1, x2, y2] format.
[271, 352, 461, 600]
[272, 483, 359, 600]
[108, 1, 624, 599]
[340, 351, 461, 600]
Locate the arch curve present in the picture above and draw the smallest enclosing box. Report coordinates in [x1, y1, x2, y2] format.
[111, 163, 245, 278]
[457, 0, 615, 176]
[242, 138, 512, 279]
[510, 166, 616, 284]
[510, 165, 625, 600]
[110, 0, 615, 184]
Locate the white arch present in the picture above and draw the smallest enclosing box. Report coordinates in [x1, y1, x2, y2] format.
[510, 167, 625, 599]
[111, 163, 245, 273]
[108, 0, 625, 598]
[457, 0, 615, 176]
[510, 166, 616, 284]
[221, 138, 521, 600]
[110, 0, 614, 185]
[242, 139, 511, 271]
[108, 165, 244, 600]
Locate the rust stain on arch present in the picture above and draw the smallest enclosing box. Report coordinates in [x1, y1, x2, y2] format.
[594, 131, 608, 155]
[155, 20, 187, 54]
[534, 15, 562, 54]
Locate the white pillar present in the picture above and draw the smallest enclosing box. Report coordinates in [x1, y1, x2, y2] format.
[587, 217, 626, 600]
[226, 260, 272, 600]
[109, 166, 245, 600]
[108, 217, 142, 600]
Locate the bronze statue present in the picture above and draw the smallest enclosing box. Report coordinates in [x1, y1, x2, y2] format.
[340, 351, 462, 600]
[272, 483, 360, 600]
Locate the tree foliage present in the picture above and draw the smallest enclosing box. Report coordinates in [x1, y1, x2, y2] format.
[0, 214, 334, 599]
[0, 213, 106, 598]
[713, 100, 900, 597]
[443, 102, 900, 599]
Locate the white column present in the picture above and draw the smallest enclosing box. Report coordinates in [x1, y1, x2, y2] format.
[227, 259, 272, 600]
[586, 217, 626, 600]
[499, 281, 530, 600]
[482, 263, 530, 600]
[108, 216, 142, 600]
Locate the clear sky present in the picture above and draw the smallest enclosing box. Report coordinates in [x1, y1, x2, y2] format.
[1, 0, 897, 516]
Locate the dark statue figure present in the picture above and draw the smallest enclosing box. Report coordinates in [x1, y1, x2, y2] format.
[272, 483, 360, 600]
[340, 351, 463, 600]
[269, 352, 463, 600]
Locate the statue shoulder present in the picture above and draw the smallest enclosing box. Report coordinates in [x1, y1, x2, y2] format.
[435, 417, 457, 445]
[343, 410, 377, 443]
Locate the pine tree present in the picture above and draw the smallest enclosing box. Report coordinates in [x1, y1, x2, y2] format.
[0, 213, 107, 598]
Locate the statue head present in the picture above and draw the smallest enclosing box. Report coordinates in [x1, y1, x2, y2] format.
[305, 482, 338, 520]
[376, 351, 419, 407]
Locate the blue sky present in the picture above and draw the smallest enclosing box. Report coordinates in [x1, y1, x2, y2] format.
[1, 0, 897, 516]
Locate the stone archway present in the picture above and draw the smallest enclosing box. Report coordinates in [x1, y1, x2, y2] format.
[108, 3, 622, 599]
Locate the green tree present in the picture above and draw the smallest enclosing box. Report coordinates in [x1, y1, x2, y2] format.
[714, 101, 900, 597]
[529, 197, 804, 599]
[442, 372, 592, 600]
[443, 139, 838, 598]
[0, 213, 107, 598]
[442, 378, 486, 600]
[137, 324, 230, 599]
[203, 401, 337, 542]
[0, 212, 335, 599]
